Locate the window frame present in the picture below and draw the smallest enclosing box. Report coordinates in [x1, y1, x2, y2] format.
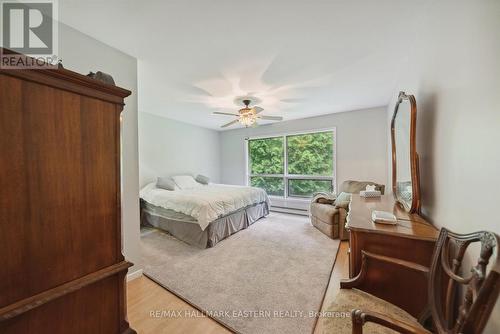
[245, 128, 337, 200]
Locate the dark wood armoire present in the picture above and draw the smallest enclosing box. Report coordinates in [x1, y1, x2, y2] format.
[0, 49, 136, 333]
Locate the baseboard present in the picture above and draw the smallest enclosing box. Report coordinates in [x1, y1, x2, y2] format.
[126, 268, 143, 282]
[271, 206, 309, 216]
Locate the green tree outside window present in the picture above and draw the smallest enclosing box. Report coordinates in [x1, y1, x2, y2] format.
[248, 131, 334, 197]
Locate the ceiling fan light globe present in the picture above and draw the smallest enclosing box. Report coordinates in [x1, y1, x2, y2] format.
[239, 114, 256, 127]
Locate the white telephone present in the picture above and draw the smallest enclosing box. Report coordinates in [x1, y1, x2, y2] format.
[371, 210, 397, 225]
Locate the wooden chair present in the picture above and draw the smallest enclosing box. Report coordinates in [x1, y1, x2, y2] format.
[344, 228, 500, 334]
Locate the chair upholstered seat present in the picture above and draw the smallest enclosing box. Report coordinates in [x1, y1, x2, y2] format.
[318, 289, 425, 334]
[311, 202, 339, 223]
[310, 180, 385, 240]
[310, 203, 342, 239]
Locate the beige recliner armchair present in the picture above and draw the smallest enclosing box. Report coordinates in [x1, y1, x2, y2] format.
[310, 180, 385, 240]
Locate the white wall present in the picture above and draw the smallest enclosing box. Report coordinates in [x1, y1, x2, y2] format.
[138, 112, 221, 187]
[386, 1, 500, 331]
[220, 107, 388, 191]
[58, 23, 142, 276]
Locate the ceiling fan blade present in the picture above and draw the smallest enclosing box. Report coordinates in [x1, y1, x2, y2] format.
[252, 106, 264, 114]
[213, 111, 239, 116]
[221, 119, 239, 128]
[258, 115, 283, 121]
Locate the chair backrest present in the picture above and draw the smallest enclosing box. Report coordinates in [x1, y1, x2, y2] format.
[340, 180, 385, 195]
[429, 228, 500, 333]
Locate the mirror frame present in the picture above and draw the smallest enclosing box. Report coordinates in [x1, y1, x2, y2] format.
[391, 91, 421, 213]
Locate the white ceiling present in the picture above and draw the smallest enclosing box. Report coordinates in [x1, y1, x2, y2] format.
[59, 0, 422, 130]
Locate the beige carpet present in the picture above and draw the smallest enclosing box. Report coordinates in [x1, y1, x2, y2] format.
[141, 212, 340, 334]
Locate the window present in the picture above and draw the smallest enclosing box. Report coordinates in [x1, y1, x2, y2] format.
[247, 130, 335, 198]
[248, 137, 285, 196]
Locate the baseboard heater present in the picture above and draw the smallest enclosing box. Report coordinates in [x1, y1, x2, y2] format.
[270, 205, 309, 216]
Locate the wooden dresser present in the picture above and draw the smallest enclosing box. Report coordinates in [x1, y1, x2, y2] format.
[344, 194, 439, 318]
[347, 194, 438, 278]
[0, 54, 135, 333]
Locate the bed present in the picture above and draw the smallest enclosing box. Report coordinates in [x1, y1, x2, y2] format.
[140, 181, 270, 248]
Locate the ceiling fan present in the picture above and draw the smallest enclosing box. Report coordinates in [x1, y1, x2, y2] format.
[213, 99, 283, 128]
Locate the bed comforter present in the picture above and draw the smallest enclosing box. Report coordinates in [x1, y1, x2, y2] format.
[140, 183, 270, 231]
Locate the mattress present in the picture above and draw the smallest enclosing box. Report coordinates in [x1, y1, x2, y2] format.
[141, 200, 197, 223]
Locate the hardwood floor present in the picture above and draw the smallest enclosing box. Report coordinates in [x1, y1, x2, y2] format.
[313, 241, 349, 334]
[127, 241, 349, 334]
[127, 276, 231, 334]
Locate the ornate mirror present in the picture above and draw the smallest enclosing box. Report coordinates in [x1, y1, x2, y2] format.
[391, 91, 421, 213]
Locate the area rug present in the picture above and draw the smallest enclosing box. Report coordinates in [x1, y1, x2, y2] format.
[141, 212, 340, 334]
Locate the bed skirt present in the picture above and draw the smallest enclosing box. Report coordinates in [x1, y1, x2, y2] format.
[140, 201, 269, 248]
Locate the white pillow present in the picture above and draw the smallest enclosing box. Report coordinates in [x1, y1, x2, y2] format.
[156, 177, 177, 191]
[172, 175, 202, 190]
